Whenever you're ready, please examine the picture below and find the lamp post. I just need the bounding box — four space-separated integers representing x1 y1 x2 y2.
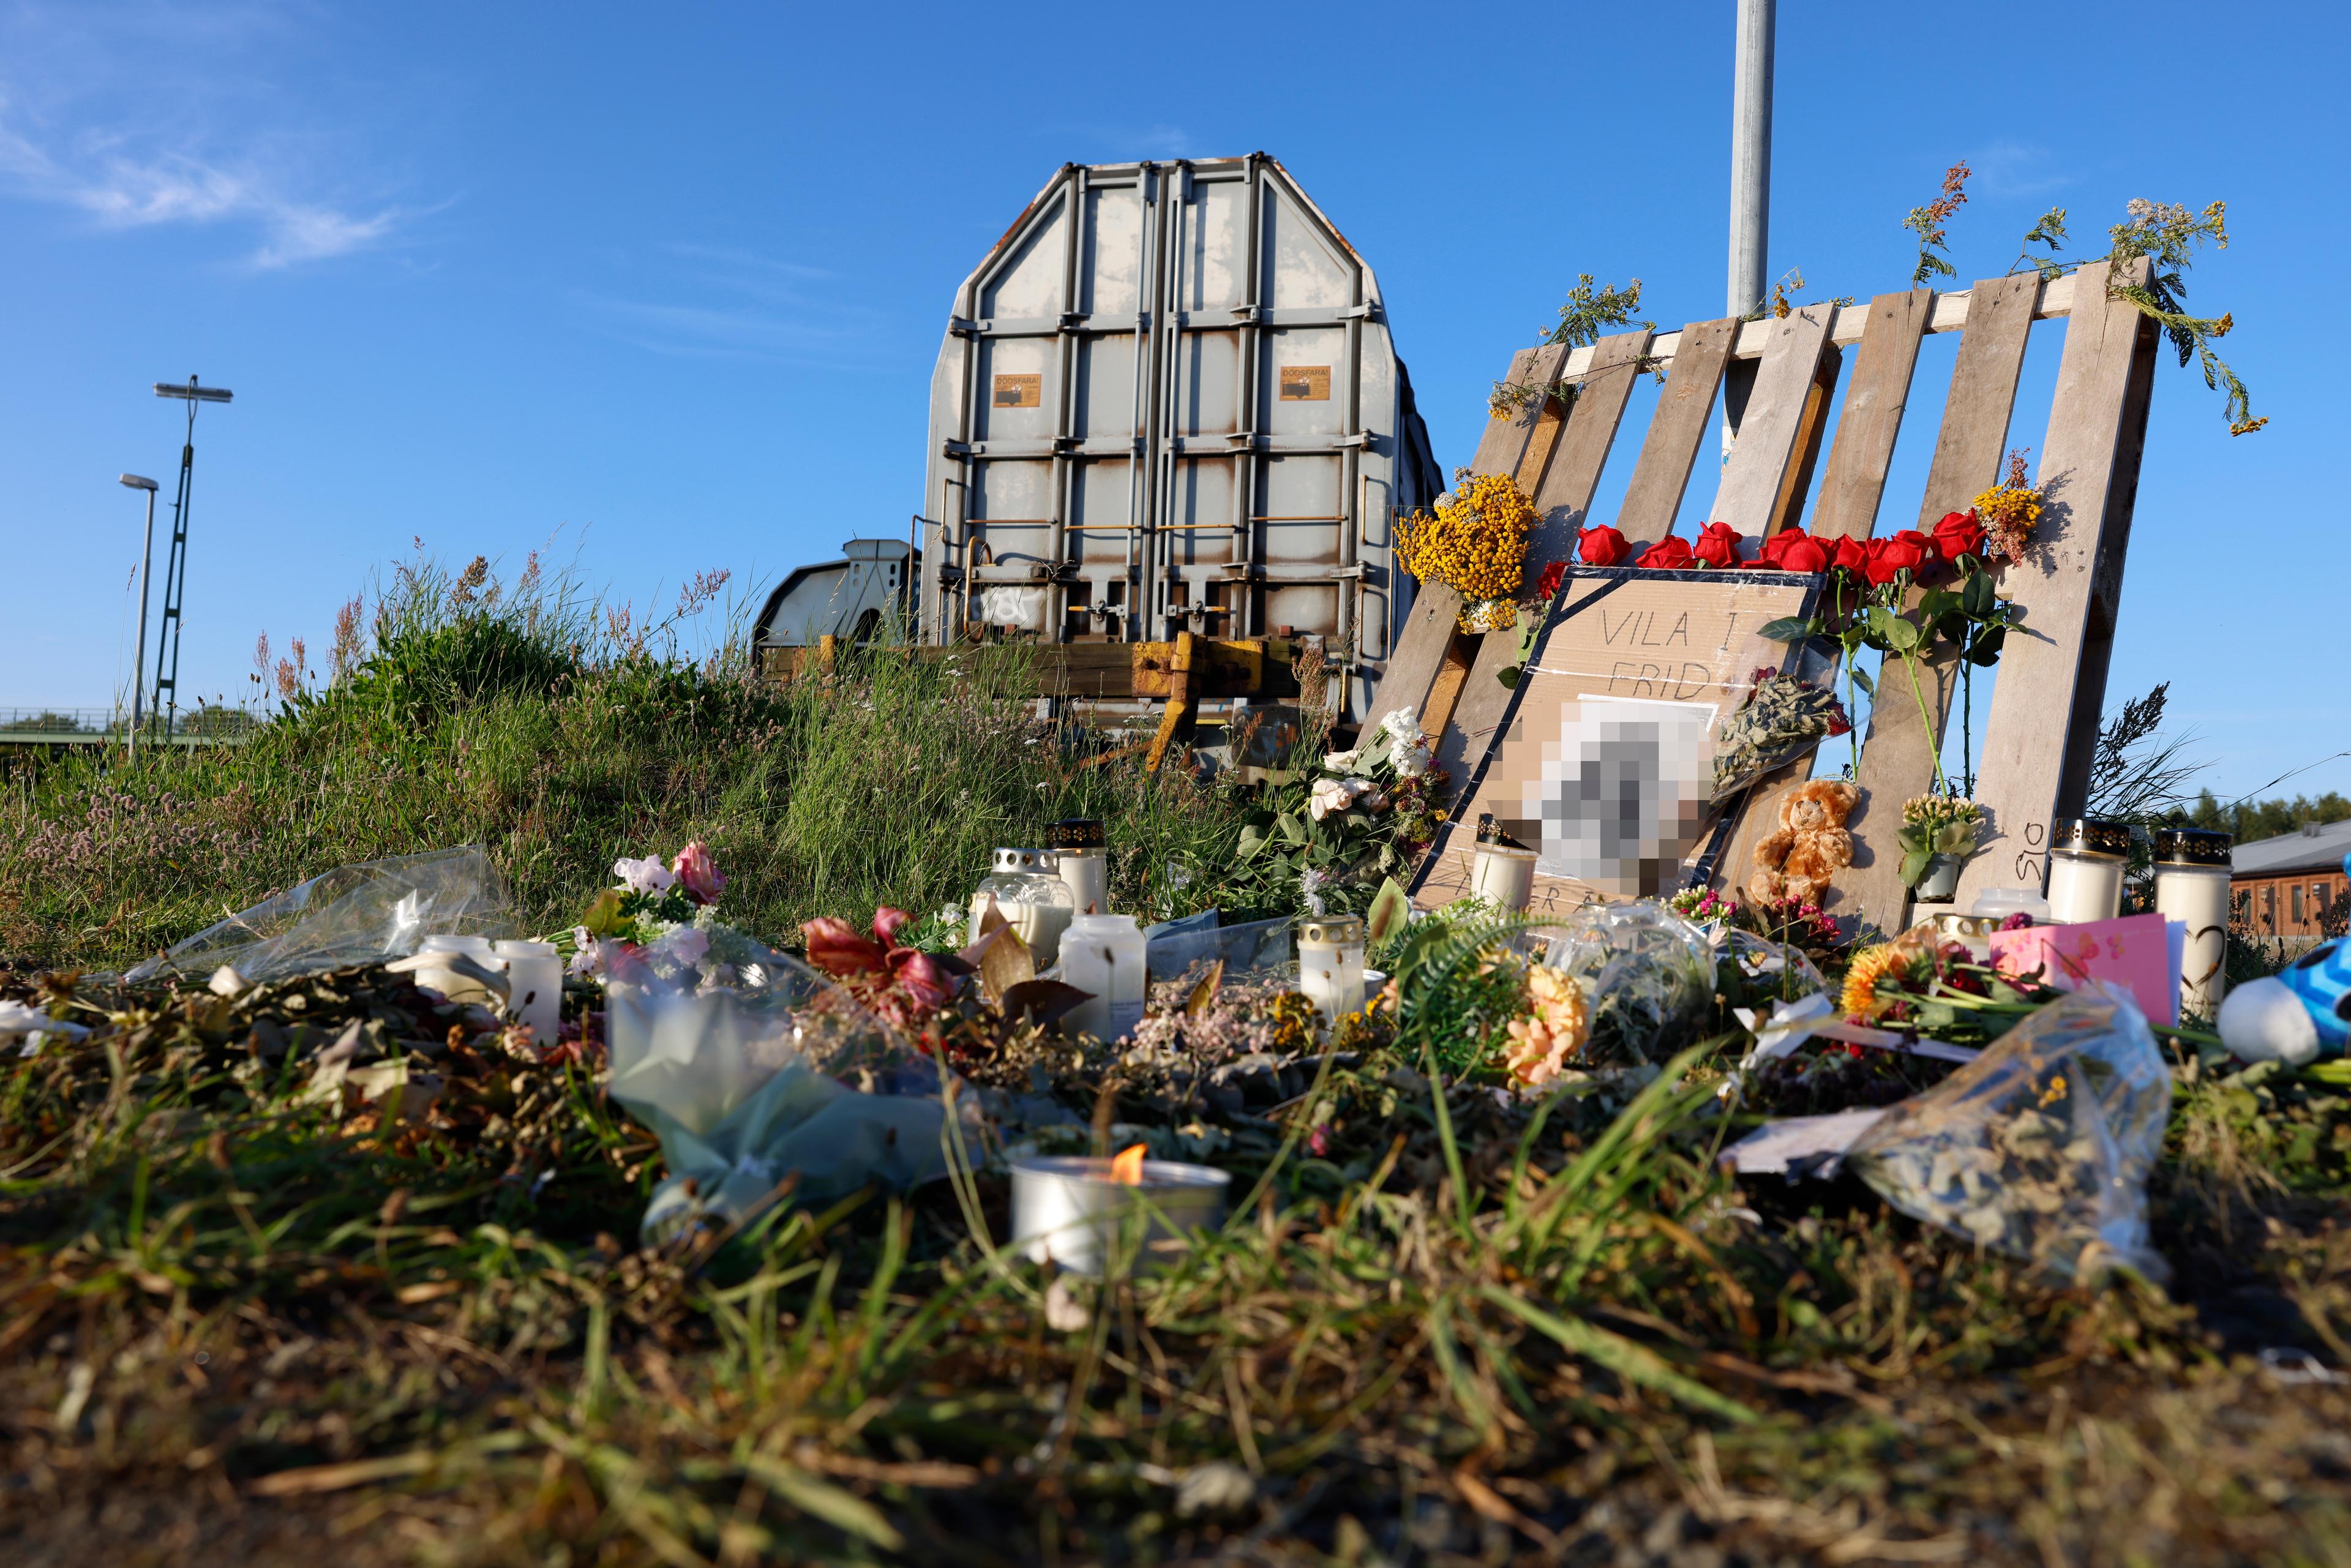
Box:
119 473 161 758
149 377 234 733
1723 0 1775 457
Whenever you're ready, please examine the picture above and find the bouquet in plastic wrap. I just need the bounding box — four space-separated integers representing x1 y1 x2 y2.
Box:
1537 901 1716 1063
604 942 955 1244
126 846 516 985
1845 985 2172 1286
1709 669 1851 806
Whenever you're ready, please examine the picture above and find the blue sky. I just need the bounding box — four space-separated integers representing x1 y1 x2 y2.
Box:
4 1 2345 805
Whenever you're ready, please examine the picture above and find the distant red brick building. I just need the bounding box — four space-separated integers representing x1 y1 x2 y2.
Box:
2233 820 2351 940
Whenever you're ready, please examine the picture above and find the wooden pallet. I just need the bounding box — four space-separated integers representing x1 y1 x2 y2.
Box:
762 633 1306 770
1378 261 2159 933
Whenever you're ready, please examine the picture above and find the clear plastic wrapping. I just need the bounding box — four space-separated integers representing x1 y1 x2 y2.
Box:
603 943 953 1243
1712 926 1826 1003
1537 901 1716 1062
1845 985 2172 1286
1144 913 1294 986
1709 672 1849 805
126 846 517 985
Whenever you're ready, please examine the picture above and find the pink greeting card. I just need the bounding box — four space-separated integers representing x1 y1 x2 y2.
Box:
1988 912 2178 1027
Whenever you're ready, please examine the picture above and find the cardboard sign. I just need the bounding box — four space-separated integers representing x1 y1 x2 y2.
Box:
1989 912 2179 1027
1411 567 1818 913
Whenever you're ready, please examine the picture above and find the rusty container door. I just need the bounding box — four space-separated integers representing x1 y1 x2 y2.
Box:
922 156 1438 720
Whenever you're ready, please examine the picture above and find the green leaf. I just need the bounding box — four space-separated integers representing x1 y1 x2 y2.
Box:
1918 588 1959 622
1276 812 1308 845
1961 569 1996 618
1758 616 1813 643
1848 663 1875 695
1935 822 1978 857
1881 616 1921 653
1965 626 2006 667
1497 664 1524 689
1900 847 1935 885
740 1455 907 1551
1367 877 1412 946
1477 1286 1757 1425
1895 825 1928 855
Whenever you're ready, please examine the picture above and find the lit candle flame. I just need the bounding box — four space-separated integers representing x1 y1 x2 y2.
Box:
1109 1144 1147 1185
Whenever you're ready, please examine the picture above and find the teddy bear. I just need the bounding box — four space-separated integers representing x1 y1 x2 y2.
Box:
1747 779 1861 906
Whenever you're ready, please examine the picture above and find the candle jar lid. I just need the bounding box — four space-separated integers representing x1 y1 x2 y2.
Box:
1475 814 1531 849
2153 827 2232 866
1297 914 1365 947
2049 817 2131 859
1046 817 1105 850
991 847 1059 874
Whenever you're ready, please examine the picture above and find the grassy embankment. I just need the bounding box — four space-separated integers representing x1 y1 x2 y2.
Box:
4 564 2351 1565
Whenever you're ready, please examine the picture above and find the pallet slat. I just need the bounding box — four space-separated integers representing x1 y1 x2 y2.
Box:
1464 346 1550 480
1807 290 1933 543
1510 342 1575 498
1835 273 2043 929
1956 257 2159 908
1707 306 1838 534
1613 317 1738 547
1433 343 1650 794
1527 328 1654 576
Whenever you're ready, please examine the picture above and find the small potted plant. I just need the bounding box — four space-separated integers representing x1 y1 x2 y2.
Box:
1899 795 1982 902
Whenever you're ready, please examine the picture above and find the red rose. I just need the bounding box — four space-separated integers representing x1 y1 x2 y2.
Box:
1577 525 1632 567
1865 530 1933 585
1692 520 1745 569
1763 530 1831 573
1636 534 1695 570
1532 558 1568 599
1932 509 1987 565
1829 535 1870 577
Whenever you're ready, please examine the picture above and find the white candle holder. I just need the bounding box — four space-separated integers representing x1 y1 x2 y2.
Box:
1010 1155 1230 1277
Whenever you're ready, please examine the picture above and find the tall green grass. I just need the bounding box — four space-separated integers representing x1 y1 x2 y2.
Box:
0 555 1248 967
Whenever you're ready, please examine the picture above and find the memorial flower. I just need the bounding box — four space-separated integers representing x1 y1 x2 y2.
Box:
1931 508 1987 565
1635 533 1695 570
1759 528 1831 574
1692 520 1746 569
1864 530 1934 585
672 840 725 906
1579 524 1632 566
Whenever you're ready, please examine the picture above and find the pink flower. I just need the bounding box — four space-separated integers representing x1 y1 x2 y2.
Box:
872 906 912 948
672 841 726 906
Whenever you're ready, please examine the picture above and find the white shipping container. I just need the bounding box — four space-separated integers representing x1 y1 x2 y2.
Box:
919 156 1441 720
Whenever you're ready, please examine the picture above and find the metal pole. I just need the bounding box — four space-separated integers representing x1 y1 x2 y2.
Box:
1728 0 1773 320
130 485 157 757
1723 0 1775 456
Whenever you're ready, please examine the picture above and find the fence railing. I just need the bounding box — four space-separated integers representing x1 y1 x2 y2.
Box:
0 706 260 741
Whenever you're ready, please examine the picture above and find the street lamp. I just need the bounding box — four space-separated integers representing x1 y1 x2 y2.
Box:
120 473 160 757
148 377 234 733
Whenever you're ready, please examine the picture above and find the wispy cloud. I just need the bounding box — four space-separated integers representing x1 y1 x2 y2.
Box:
1968 140 2073 200
576 244 890 366
0 96 405 267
